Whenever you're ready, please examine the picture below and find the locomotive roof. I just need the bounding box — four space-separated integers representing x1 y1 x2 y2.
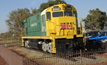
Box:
41 8 48 15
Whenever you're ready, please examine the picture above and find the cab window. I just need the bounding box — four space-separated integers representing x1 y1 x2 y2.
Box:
100 33 105 37
73 11 77 17
105 33 107 36
64 11 72 16
46 12 51 20
42 15 45 22
53 12 63 17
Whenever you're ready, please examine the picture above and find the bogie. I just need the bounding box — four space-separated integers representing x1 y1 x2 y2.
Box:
24 40 30 48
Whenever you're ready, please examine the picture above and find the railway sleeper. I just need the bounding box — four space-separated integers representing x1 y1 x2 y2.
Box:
82 55 96 59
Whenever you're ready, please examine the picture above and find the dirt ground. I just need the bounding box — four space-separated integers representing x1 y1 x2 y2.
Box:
0 55 8 65
1 41 107 65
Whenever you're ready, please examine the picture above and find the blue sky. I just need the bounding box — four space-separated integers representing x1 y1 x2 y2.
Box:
0 0 107 33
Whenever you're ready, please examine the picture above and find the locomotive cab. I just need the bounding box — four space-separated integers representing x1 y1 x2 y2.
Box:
46 4 81 37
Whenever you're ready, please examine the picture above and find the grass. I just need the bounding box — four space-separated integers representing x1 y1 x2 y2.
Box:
0 40 16 43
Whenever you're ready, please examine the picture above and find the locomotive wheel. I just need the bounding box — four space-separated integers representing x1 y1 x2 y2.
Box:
25 40 30 48
42 42 48 52
47 43 52 53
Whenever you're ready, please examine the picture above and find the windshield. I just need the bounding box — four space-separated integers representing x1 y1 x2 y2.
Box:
52 11 73 17
64 11 72 16
53 12 63 17
86 32 99 37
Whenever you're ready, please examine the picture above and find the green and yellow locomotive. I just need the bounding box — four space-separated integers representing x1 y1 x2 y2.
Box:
21 3 85 53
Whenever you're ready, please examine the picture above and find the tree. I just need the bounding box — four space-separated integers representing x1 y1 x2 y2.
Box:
6 8 31 40
84 8 107 30
38 0 66 12
31 8 38 15
0 31 12 40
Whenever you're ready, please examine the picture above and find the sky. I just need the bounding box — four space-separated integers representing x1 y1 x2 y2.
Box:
0 0 107 33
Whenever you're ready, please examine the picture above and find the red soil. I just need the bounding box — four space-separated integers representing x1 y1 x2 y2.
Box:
0 55 8 65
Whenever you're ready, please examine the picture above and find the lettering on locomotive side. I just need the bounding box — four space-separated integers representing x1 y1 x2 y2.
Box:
31 23 37 27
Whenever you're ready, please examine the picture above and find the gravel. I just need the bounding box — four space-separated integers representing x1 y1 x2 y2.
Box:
13 47 107 65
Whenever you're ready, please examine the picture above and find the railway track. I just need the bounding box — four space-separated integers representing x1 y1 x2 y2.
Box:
1 44 107 65
15 46 102 61
1 42 106 61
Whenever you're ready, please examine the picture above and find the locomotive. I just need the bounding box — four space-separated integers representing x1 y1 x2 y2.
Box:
21 3 85 53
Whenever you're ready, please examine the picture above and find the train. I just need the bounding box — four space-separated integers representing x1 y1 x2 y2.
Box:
21 3 85 53
85 31 107 50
